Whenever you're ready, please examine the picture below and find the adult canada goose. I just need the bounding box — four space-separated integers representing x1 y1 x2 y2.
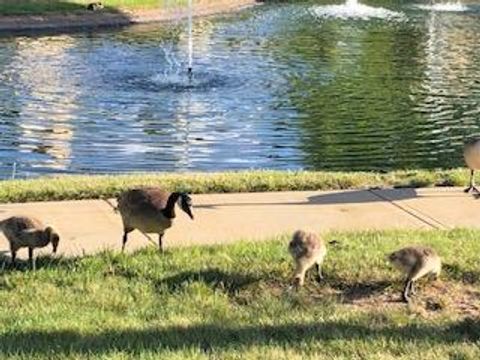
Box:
0 216 60 269
388 245 441 303
288 230 327 287
463 137 480 193
116 187 194 252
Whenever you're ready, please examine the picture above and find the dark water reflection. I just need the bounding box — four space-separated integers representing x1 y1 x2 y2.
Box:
0 1 479 177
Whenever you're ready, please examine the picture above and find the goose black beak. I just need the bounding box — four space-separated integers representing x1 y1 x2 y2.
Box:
185 207 194 220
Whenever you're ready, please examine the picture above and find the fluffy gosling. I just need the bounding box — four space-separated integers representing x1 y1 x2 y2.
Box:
463 137 480 193
87 2 104 11
388 245 441 303
0 216 60 269
288 230 327 287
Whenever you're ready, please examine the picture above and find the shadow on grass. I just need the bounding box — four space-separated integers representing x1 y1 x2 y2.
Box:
0 318 478 355
0 252 78 273
155 269 261 296
329 279 392 302
443 263 480 285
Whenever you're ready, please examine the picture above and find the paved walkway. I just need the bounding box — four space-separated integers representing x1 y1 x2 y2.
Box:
0 187 477 257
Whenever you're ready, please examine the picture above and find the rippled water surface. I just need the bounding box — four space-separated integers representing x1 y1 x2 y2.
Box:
1 0 480 177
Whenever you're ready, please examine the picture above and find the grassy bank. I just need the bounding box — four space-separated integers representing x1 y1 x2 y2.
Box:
0 168 469 203
0 229 479 359
0 0 188 15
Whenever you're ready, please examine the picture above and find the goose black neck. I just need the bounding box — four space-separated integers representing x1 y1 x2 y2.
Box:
163 192 181 219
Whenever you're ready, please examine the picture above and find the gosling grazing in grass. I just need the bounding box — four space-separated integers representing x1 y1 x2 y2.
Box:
288 230 327 287
116 187 194 253
87 2 104 11
463 137 480 193
0 216 60 269
388 245 441 303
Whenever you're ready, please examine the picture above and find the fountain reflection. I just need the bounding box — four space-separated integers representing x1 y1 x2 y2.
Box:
7 35 78 176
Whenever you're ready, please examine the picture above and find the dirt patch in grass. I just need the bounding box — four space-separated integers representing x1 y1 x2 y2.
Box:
336 280 480 319
238 276 480 319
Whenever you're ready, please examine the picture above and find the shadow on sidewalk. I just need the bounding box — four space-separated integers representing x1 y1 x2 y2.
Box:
195 188 472 210
195 188 421 209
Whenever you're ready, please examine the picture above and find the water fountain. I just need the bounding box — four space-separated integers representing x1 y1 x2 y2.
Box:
311 0 403 20
148 0 198 89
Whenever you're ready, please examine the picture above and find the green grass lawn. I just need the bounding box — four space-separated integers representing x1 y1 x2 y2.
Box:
0 229 479 359
0 168 470 203
0 0 189 15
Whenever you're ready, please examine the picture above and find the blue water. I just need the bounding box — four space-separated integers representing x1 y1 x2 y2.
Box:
0 0 479 177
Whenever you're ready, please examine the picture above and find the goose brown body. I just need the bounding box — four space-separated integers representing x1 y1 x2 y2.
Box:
288 230 327 286
116 187 194 252
388 245 441 302
0 215 60 268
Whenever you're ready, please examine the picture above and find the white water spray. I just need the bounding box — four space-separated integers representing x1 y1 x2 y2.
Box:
414 1 468 12
311 0 403 20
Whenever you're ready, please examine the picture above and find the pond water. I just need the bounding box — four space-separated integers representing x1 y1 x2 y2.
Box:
0 0 480 177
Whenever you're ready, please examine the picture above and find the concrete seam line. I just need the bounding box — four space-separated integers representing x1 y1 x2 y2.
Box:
367 189 446 230
371 190 450 230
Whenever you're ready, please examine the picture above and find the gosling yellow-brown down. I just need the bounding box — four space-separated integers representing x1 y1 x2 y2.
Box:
0 215 60 269
288 230 327 287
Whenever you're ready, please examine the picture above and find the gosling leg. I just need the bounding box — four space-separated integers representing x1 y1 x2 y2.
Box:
410 281 416 295
315 263 324 282
402 279 413 303
293 261 307 288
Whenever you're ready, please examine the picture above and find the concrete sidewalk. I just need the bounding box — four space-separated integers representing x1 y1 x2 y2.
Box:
0 187 477 257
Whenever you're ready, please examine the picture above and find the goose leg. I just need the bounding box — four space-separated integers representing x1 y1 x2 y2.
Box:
122 228 133 252
158 233 164 253
315 263 323 282
464 170 479 193
28 247 36 271
10 248 16 267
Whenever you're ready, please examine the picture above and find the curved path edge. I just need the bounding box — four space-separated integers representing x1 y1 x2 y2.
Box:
0 0 260 33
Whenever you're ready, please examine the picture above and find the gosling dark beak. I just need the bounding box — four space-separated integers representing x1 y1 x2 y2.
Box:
52 246 58 254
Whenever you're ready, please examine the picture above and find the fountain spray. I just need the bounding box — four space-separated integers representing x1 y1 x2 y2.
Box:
187 0 193 76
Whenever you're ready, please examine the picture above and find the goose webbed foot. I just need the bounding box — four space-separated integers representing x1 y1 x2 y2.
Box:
464 185 480 194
